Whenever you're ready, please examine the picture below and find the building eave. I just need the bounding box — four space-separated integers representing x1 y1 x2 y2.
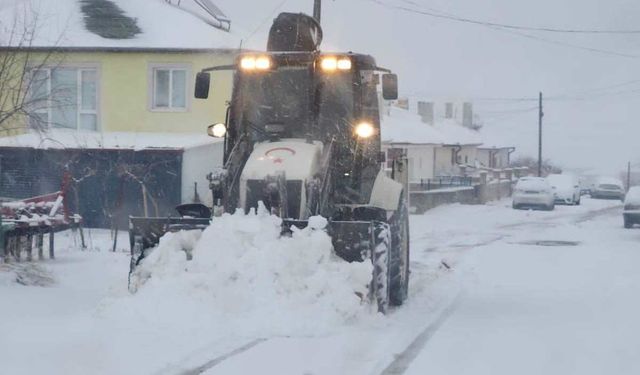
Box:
382 141 442 146
443 143 483 147
0 46 240 54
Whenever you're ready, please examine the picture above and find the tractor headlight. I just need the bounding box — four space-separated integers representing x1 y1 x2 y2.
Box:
320 56 352 72
355 122 375 138
240 56 272 71
208 123 227 138
255 56 272 70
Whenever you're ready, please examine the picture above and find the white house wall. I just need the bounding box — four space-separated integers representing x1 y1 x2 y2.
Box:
477 149 511 169
181 142 224 206
434 147 454 176
496 150 510 168
406 146 436 182
459 146 478 166
477 149 491 167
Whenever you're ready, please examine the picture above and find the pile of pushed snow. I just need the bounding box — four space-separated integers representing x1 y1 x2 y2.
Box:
101 205 373 337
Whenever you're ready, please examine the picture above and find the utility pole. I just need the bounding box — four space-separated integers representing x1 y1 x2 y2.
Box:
313 0 322 23
627 161 631 191
538 92 543 177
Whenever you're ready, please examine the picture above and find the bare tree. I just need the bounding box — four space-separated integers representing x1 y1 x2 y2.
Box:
0 6 66 135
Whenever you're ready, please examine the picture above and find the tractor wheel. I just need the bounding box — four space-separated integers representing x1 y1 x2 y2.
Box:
371 221 391 313
389 193 410 306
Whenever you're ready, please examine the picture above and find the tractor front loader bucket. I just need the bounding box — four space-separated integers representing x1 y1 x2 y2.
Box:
128 216 391 311
128 216 210 277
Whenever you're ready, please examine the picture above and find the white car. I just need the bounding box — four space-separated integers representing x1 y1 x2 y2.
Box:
512 177 555 210
591 177 625 201
547 174 581 205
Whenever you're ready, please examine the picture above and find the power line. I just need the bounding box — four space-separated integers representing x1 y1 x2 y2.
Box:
367 0 640 59
243 0 290 42
493 27 639 59
369 0 640 34
410 78 640 103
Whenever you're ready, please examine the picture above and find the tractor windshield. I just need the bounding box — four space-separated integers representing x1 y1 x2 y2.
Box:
236 67 312 140
234 67 355 143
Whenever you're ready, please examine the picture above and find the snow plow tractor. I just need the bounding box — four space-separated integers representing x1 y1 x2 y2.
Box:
128 12 410 312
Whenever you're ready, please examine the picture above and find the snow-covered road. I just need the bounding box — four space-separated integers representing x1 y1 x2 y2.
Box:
2 198 638 375
404 199 640 375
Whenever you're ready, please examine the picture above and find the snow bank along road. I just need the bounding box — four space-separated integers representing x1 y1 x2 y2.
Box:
1 198 637 375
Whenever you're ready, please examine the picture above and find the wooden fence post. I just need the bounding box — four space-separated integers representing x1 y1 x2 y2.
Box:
37 230 44 260
49 228 55 259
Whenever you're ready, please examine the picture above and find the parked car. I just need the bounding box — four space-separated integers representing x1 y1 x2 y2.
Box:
547 174 581 205
591 177 625 201
623 186 640 228
512 177 555 210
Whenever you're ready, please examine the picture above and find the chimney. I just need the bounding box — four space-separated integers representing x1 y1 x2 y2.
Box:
417 101 434 125
462 102 473 128
445 102 454 119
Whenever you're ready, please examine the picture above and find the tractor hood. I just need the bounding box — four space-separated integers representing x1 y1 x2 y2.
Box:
241 139 323 181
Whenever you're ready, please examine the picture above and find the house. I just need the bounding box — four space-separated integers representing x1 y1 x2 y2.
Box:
381 106 444 181
381 101 483 182
0 0 240 136
477 146 516 169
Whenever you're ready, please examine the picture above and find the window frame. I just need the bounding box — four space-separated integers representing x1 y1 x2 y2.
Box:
28 63 101 131
148 63 191 112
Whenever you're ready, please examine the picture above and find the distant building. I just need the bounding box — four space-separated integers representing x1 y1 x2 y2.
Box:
381 98 515 183
381 104 483 182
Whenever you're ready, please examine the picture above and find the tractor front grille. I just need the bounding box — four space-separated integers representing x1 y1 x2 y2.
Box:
246 179 303 219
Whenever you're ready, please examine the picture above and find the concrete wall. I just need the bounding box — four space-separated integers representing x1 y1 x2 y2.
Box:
410 180 513 214
410 187 476 214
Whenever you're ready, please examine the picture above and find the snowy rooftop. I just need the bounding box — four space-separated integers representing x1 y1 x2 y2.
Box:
0 130 221 150
381 106 482 146
381 106 444 145
0 0 241 50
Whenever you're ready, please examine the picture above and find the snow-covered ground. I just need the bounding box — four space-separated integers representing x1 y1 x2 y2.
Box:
1 198 636 375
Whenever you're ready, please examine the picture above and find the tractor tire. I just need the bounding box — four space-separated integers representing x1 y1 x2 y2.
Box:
389 193 410 306
371 221 391 313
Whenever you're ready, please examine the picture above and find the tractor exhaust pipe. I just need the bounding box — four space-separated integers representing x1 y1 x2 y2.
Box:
313 0 321 24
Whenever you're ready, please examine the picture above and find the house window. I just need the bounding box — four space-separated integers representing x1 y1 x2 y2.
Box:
151 67 188 110
29 67 99 131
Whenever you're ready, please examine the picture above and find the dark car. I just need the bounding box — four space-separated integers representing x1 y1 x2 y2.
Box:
623 186 640 228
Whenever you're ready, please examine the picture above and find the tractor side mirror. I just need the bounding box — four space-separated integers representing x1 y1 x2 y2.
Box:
382 73 398 100
195 72 211 99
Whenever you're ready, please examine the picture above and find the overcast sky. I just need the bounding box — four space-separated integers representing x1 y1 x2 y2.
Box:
215 0 640 175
